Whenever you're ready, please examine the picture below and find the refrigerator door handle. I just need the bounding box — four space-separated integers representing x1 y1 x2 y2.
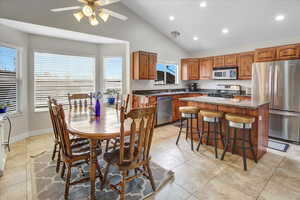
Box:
268 65 273 107
269 110 300 117
273 65 279 106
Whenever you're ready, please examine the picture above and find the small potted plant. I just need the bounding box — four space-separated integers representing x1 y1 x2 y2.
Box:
104 88 120 105
0 103 8 113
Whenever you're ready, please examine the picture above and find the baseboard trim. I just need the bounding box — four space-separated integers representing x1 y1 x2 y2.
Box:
10 128 52 143
29 128 52 137
10 132 28 144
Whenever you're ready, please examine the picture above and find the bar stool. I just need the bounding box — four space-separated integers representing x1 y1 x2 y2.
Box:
221 113 257 171
196 110 224 158
176 106 201 151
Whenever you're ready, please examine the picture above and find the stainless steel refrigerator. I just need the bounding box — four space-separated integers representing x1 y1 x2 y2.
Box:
252 60 300 143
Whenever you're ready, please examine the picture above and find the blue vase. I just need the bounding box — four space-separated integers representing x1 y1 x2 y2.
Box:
95 99 101 117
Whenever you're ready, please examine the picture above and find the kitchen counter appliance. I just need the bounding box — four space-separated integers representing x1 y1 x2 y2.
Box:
208 84 241 99
213 67 238 80
157 96 173 125
252 59 300 143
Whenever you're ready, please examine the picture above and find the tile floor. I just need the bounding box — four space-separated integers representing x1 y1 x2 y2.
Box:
1 124 300 200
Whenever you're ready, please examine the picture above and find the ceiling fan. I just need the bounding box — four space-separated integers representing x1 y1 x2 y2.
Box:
50 0 128 26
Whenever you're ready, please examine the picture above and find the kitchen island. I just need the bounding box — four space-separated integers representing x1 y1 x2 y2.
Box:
179 96 270 160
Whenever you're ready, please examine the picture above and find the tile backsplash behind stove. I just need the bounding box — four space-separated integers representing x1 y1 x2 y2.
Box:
191 80 252 91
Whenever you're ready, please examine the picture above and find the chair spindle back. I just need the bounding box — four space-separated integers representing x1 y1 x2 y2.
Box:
68 93 93 110
119 106 156 165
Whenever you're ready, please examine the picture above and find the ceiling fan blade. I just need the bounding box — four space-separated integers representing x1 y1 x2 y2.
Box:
50 6 81 12
95 0 120 6
77 0 88 3
101 8 128 21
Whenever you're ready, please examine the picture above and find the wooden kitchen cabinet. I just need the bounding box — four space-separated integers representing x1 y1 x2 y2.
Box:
238 52 254 80
234 95 252 101
213 56 225 67
276 44 300 60
224 54 239 66
254 47 277 62
148 53 157 79
199 57 213 80
132 51 157 80
181 58 199 80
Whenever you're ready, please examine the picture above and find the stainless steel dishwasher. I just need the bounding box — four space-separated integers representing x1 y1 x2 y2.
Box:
157 96 173 125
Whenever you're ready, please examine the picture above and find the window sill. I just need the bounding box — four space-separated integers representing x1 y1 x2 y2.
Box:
5 112 24 119
34 108 48 113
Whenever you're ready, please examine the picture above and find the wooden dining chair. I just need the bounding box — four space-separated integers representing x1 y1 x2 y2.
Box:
116 94 130 112
48 97 90 173
52 103 104 199
68 93 93 110
101 106 157 200
48 97 62 173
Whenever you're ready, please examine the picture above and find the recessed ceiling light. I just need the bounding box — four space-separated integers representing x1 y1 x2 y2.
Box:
275 14 285 21
193 36 199 41
200 1 207 8
222 28 229 34
169 16 175 21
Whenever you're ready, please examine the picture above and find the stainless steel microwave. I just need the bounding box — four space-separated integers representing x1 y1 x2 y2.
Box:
212 67 238 80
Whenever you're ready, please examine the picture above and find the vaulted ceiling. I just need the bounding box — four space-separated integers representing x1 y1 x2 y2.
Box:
122 0 300 53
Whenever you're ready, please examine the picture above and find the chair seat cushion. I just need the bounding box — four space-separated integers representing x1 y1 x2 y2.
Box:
225 114 255 124
179 106 200 114
199 110 223 118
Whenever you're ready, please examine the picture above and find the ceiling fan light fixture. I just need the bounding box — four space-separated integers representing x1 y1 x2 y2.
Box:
73 11 84 22
99 11 110 22
82 5 94 17
89 15 99 26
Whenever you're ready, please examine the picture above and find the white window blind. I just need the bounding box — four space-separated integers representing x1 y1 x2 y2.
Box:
34 52 95 111
0 46 18 112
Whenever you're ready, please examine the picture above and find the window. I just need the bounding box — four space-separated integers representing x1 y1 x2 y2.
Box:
34 52 95 111
0 45 18 112
103 57 122 92
155 63 178 85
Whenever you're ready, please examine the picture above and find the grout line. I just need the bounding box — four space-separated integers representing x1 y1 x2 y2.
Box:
255 156 286 200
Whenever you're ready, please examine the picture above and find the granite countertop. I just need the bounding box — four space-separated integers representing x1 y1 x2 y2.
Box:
133 91 210 97
179 96 269 109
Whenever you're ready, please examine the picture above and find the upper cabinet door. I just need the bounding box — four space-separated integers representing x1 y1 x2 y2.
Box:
199 57 213 80
239 52 254 80
276 44 300 60
213 56 225 67
189 59 199 80
181 59 199 80
255 47 277 62
224 54 239 66
181 59 189 80
148 53 157 80
139 52 149 79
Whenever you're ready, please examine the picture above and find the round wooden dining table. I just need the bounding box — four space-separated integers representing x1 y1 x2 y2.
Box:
66 106 132 200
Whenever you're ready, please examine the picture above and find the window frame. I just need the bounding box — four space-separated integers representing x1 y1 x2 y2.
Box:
154 60 179 85
33 49 97 112
0 42 22 114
